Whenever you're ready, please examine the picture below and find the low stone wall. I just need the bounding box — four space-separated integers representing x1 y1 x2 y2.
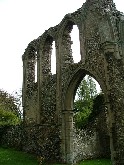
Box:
73 127 110 163
1 124 61 163
73 128 100 163
0 125 23 150
73 109 111 163
1 110 110 164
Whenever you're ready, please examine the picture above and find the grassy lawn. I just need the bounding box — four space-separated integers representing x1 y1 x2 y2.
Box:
54 159 112 165
77 159 112 165
0 147 38 165
0 147 111 165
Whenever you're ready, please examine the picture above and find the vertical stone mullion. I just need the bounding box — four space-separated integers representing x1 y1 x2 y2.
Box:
62 110 74 164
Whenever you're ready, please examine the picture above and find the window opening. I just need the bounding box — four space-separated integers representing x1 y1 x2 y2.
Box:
71 25 81 63
51 41 56 74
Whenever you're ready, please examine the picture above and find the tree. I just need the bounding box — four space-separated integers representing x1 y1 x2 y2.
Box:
0 89 21 126
74 75 98 129
88 92 105 121
0 108 20 126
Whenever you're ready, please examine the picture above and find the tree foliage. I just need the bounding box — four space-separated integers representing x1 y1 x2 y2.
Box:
0 108 20 126
0 89 21 126
89 93 105 121
74 75 98 129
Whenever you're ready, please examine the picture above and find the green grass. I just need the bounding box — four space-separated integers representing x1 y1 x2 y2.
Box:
54 159 111 165
0 147 111 165
0 147 38 165
77 159 112 165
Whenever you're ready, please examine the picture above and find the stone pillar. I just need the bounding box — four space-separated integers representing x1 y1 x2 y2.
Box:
105 102 115 163
22 53 28 120
61 110 74 164
119 16 124 63
111 109 124 165
79 23 86 63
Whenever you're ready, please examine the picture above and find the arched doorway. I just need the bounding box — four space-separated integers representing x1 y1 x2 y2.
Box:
61 69 112 164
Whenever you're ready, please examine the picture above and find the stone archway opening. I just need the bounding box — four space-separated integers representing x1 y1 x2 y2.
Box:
42 35 56 75
73 75 111 162
74 75 101 129
63 71 111 164
61 21 81 65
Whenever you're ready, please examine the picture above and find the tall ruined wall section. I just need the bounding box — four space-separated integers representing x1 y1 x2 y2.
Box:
22 28 60 162
58 1 124 164
22 42 39 124
22 34 57 125
22 0 124 164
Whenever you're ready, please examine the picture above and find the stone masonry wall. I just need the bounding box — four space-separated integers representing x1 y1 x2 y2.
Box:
21 0 124 164
1 109 110 164
1 124 61 163
73 109 110 163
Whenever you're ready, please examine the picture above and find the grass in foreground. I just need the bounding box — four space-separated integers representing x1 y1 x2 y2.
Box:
0 147 111 165
54 159 111 165
77 159 112 165
0 147 38 165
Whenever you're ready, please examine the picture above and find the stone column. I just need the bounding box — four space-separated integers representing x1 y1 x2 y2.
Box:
79 23 86 63
105 102 115 163
22 53 28 120
119 16 124 63
112 108 124 165
62 110 74 164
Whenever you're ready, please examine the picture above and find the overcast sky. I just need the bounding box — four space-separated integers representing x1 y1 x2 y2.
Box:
0 0 123 94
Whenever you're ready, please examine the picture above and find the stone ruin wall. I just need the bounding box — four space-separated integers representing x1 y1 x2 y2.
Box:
1 108 110 163
20 0 124 164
